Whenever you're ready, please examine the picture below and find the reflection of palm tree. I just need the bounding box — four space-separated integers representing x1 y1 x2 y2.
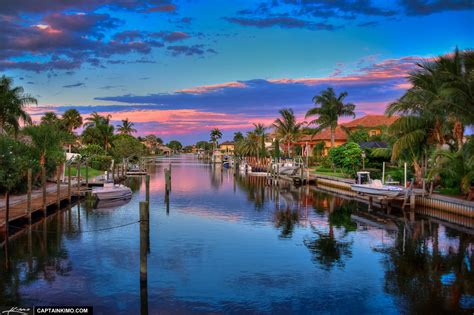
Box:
304 224 352 270
274 207 300 238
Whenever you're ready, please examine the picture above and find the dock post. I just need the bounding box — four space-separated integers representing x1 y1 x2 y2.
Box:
382 162 385 184
56 165 61 209
145 175 150 204
68 165 72 203
410 192 416 211
85 159 89 188
4 192 10 242
41 165 46 215
27 169 32 224
165 168 171 192
139 201 149 315
77 162 81 199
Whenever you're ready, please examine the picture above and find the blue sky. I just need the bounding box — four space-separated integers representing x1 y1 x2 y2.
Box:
1 0 473 144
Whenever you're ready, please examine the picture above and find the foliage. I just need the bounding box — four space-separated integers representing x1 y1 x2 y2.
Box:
40 112 60 126
306 87 355 147
0 75 36 135
345 127 369 144
233 131 244 142
62 109 83 133
196 140 212 151
312 142 326 161
79 144 110 170
82 112 114 151
110 134 145 161
273 108 303 156
116 118 137 135
328 142 362 175
210 128 222 149
167 140 183 151
0 136 31 193
235 132 259 157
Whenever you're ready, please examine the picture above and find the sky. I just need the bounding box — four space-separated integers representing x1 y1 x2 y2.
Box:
1 0 473 144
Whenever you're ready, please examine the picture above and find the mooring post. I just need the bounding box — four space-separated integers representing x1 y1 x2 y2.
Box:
56 165 61 209
145 174 150 204
77 162 81 199
4 192 10 243
410 191 416 211
41 165 46 214
112 163 115 184
85 159 89 188
165 168 171 192
68 165 72 203
165 190 170 214
139 201 149 315
27 168 32 224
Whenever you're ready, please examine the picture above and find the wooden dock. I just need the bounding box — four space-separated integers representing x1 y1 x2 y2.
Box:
0 182 85 228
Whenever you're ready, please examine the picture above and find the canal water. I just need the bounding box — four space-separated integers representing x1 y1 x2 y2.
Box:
1 155 473 314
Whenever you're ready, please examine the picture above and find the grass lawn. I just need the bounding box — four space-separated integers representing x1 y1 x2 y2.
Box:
69 166 103 179
311 166 351 179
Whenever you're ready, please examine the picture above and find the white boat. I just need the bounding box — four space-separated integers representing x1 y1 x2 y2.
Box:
92 183 132 200
239 163 252 173
351 180 405 197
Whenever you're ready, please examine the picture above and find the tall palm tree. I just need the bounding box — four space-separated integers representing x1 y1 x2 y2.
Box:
62 108 83 133
306 87 355 147
116 118 137 135
272 108 303 157
235 131 260 157
253 123 267 161
82 112 114 151
0 75 36 135
210 128 222 150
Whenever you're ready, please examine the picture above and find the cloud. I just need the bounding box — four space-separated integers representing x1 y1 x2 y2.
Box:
151 31 191 42
400 0 474 15
224 16 339 31
357 21 379 27
146 4 177 12
63 82 85 88
167 44 216 56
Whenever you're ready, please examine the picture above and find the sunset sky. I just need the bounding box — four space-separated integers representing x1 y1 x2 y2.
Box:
1 0 473 143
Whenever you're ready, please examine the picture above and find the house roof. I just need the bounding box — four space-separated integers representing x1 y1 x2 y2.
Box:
359 141 388 149
219 141 234 146
298 126 348 142
342 115 399 129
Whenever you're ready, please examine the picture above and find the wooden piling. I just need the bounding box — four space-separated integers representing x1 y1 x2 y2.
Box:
27 169 32 224
4 192 10 241
85 159 89 188
41 165 46 214
139 201 149 315
77 162 81 198
56 165 61 209
165 168 171 192
145 175 150 204
68 165 72 203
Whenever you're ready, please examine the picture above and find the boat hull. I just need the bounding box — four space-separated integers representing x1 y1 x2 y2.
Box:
93 185 132 200
351 184 404 197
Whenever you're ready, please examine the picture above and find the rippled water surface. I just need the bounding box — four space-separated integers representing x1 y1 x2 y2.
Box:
1 155 473 314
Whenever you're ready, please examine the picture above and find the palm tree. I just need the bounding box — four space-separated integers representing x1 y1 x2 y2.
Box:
40 112 60 125
253 123 267 161
235 131 260 157
210 128 222 150
0 75 36 135
272 108 303 157
82 112 114 151
306 87 355 147
116 118 137 135
62 108 83 133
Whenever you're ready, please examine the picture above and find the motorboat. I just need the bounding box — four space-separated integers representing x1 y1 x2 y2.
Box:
351 180 405 197
92 183 132 200
95 197 132 209
239 162 252 173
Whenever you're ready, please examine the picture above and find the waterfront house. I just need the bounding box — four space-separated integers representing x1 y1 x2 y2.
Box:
294 115 399 156
219 141 235 154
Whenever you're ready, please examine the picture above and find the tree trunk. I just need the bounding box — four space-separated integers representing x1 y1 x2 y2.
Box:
330 126 335 147
453 120 464 151
413 159 423 185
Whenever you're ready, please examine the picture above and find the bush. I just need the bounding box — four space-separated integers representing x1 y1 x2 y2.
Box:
90 155 112 171
328 142 362 176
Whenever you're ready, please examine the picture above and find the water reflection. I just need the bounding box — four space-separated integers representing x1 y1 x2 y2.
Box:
0 156 472 313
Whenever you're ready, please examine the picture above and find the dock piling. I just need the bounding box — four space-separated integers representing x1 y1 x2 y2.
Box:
68 165 72 203
139 201 149 315
27 169 32 224
41 165 46 214
145 175 150 204
56 166 61 209
77 162 81 198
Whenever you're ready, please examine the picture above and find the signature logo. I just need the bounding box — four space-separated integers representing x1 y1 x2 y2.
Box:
1 307 31 315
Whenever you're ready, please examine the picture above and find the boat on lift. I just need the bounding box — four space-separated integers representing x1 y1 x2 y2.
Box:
92 183 132 200
350 171 405 197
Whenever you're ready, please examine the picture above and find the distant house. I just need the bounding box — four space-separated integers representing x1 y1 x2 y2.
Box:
294 115 399 156
219 141 235 154
157 144 172 156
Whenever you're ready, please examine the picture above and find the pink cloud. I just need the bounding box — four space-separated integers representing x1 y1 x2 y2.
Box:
177 81 247 94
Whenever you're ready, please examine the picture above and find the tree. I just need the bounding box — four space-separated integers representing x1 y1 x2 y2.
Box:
0 136 30 240
272 108 303 157
110 134 145 161
62 109 83 133
167 140 183 152
196 140 212 151
233 132 244 142
116 118 137 135
40 112 60 126
0 75 36 135
82 112 114 151
253 123 267 160
328 142 362 175
210 128 222 150
306 87 355 147
235 131 260 157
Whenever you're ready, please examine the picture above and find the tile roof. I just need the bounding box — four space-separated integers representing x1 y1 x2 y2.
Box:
342 115 399 128
298 126 348 142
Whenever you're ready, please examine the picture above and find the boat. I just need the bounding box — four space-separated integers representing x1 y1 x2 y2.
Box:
92 183 132 200
95 197 132 209
351 180 405 197
239 162 252 173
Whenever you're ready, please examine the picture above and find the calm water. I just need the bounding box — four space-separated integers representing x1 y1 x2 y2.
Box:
1 155 473 314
